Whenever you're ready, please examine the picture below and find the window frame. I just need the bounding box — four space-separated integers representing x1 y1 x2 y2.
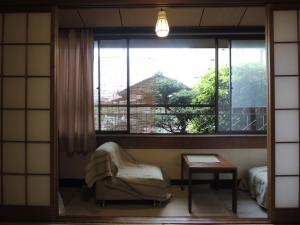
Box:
93 35 267 138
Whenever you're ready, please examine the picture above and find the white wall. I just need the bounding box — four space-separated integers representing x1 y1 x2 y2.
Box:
60 148 267 180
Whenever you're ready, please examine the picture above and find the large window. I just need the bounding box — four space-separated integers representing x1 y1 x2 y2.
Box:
93 39 266 134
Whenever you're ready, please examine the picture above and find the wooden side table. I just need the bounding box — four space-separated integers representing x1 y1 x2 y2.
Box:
181 153 238 213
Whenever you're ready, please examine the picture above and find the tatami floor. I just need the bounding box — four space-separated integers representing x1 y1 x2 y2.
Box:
59 185 267 218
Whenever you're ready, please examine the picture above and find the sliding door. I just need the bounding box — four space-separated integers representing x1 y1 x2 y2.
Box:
0 8 57 220
268 5 300 223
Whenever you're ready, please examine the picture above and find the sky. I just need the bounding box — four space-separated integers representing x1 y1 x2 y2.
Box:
93 44 266 102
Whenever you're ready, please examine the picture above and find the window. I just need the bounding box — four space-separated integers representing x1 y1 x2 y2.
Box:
93 38 266 134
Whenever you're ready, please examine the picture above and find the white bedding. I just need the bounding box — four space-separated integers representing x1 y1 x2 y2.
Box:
247 166 268 208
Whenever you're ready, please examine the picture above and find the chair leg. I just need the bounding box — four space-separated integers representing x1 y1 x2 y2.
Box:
153 200 156 207
158 201 162 207
153 200 162 207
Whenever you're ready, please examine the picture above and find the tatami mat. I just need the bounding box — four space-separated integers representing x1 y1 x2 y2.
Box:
60 185 267 218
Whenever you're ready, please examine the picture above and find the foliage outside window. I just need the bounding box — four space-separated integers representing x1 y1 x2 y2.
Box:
93 39 267 134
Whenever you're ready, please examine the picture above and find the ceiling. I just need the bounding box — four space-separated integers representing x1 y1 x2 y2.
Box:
59 7 265 28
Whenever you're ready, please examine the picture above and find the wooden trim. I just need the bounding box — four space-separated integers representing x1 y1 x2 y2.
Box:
266 4 274 220
237 8 247 26
57 215 269 224
271 208 300 223
273 41 299 44
274 74 299 77
273 108 300 110
173 178 237 188
25 12 29 206
0 0 269 8
275 174 299 177
51 6 59 220
96 134 267 149
297 9 300 215
126 39 130 133
92 26 265 38
2 140 51 143
0 0 298 9
59 178 238 188
0 0 296 8
0 7 52 13
76 9 86 28
1 42 51 45
0 13 4 205
214 39 219 132
1 108 51 110
198 7 205 26
1 75 51 78
97 40 101 130
0 205 54 221
2 172 51 176
270 3 300 10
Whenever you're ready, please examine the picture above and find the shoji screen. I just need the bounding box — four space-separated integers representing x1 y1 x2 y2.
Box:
0 11 55 220
269 8 300 223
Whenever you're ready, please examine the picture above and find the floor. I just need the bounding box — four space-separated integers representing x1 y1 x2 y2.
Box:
59 185 267 218
0 223 272 225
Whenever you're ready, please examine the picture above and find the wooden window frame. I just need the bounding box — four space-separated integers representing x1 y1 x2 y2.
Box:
94 36 267 141
96 133 267 149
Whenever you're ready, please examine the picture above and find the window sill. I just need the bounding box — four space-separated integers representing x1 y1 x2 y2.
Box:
96 134 267 149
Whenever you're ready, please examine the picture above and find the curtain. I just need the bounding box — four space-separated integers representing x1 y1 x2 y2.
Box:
58 29 96 155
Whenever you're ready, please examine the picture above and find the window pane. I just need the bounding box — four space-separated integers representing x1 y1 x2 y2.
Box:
129 39 215 134
100 106 127 131
93 41 99 131
97 40 127 131
130 106 214 134
218 39 230 132
94 38 267 134
231 40 267 132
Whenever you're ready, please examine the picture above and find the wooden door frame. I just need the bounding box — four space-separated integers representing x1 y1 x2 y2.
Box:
266 3 300 223
54 1 271 224
2 0 300 223
0 5 58 221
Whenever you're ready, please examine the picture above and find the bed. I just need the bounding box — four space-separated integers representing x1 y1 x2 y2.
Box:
85 142 172 204
243 166 268 208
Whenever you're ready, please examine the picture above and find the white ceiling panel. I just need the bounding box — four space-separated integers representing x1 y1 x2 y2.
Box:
121 8 157 27
240 7 265 26
167 8 203 26
79 8 121 27
59 9 83 28
201 7 245 26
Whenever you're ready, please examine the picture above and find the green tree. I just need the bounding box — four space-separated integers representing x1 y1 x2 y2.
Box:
154 63 266 134
190 63 266 133
154 72 196 133
189 66 229 133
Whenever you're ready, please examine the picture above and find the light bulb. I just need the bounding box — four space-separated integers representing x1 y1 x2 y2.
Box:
155 9 169 38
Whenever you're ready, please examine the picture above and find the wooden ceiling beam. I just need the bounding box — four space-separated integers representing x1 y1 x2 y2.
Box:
1 0 300 8
0 0 271 8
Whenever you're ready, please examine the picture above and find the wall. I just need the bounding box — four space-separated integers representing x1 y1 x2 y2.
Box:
60 148 267 180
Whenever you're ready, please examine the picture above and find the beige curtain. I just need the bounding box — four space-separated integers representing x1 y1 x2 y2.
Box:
58 29 96 155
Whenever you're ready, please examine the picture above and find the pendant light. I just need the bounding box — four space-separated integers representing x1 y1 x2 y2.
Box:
155 9 169 38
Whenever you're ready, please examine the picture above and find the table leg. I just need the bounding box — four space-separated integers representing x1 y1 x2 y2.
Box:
188 169 192 213
232 170 237 213
181 155 184 190
212 172 219 190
